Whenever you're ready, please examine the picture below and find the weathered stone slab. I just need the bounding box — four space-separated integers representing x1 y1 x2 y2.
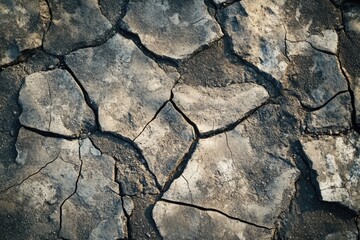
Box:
305 92 352 134
0 128 78 192
18 69 95 137
286 41 348 108
59 138 127 239
43 0 112 55
123 0 223 59
163 105 300 228
219 1 288 81
135 102 195 187
301 133 360 212
172 83 269 134
0 128 80 239
153 201 273 240
66 34 174 139
0 0 50 65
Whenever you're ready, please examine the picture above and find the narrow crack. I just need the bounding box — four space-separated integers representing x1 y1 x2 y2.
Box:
160 137 199 195
121 196 132 240
41 0 53 46
199 98 271 139
132 100 169 142
296 90 349 112
159 199 272 230
170 99 200 136
21 125 77 140
0 151 60 194
356 215 360 240
286 38 337 56
337 53 360 133
58 140 83 239
60 61 100 132
116 25 179 67
46 77 53 131
0 47 41 71
101 131 162 191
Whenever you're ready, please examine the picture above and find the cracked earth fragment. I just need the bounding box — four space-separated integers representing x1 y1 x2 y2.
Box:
0 0 50 65
301 133 360 213
219 0 343 108
122 0 223 59
18 69 95 137
66 34 174 140
305 92 352 134
0 128 80 239
172 83 269 134
162 105 300 228
153 201 273 240
43 0 112 55
59 138 127 239
89 133 159 196
286 41 348 108
135 102 195 187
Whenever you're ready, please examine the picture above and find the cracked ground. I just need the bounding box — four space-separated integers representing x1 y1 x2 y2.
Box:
0 0 360 239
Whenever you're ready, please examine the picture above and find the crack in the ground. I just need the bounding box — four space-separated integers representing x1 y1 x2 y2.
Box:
121 197 132 240
338 52 360 134
0 47 42 71
160 137 199 195
286 38 337 56
60 61 100 132
41 0 52 46
298 90 349 112
199 98 271 139
0 151 60 194
58 140 83 239
21 125 77 140
159 199 273 230
132 100 169 142
100 131 162 191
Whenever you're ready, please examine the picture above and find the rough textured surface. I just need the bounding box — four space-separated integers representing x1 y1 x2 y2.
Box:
43 0 112 55
59 139 127 239
66 34 174 139
1 0 360 239
172 83 269 134
301 134 360 213
163 105 300 228
219 0 345 108
339 2 360 126
135 102 195 187
0 128 80 239
89 132 159 196
153 201 274 240
18 69 95 137
305 92 352 134
123 0 223 59
286 40 348 108
219 1 288 81
0 0 50 65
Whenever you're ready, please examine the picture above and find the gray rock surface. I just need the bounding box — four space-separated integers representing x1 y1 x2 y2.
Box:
98 0 126 26
18 69 95 137
123 0 223 59
66 34 174 139
172 83 269 134
340 3 360 126
0 128 80 239
286 41 348 108
0 0 50 65
43 0 112 55
301 134 360 213
219 0 345 108
135 102 195 187
0 128 78 192
219 1 288 81
305 92 352 134
59 138 127 239
163 105 300 228
153 201 274 240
